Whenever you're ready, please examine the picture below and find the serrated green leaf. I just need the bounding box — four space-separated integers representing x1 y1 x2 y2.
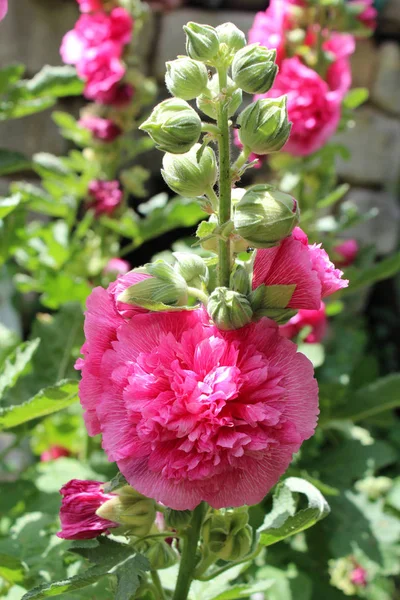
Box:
0 379 79 430
0 338 39 399
10 182 71 218
0 64 25 94
0 96 56 121
0 554 27 584
26 66 84 98
335 374 400 422
258 477 330 547
0 149 30 175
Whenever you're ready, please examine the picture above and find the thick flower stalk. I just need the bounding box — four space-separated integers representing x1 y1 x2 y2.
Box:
65 20 348 600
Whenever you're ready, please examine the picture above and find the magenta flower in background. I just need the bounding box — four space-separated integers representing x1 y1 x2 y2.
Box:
40 446 71 462
280 303 327 344
57 479 118 540
253 227 348 310
0 0 7 21
350 566 368 587
103 258 131 275
334 239 359 267
76 272 319 509
87 180 123 216
350 0 378 30
79 116 122 142
324 33 355 99
77 0 103 13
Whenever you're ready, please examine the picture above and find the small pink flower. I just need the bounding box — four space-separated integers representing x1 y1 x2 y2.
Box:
57 479 118 540
87 180 123 216
280 303 327 344
324 33 355 99
350 566 368 587
79 116 122 142
40 446 71 462
104 258 130 276
350 0 377 30
334 239 359 267
76 291 319 509
0 0 8 21
94 82 134 107
253 227 348 310
77 0 103 13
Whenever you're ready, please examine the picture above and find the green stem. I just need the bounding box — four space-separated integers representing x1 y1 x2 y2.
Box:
230 146 251 177
216 67 232 288
187 287 209 305
172 502 206 600
201 122 221 136
151 570 167 600
197 545 263 582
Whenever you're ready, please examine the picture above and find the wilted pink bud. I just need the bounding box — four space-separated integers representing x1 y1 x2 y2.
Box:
104 258 130 275
334 239 359 267
40 446 71 462
87 180 123 216
57 479 119 540
79 116 122 142
280 303 327 343
350 566 368 587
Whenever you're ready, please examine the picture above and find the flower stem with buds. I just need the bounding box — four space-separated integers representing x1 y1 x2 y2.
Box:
216 67 232 288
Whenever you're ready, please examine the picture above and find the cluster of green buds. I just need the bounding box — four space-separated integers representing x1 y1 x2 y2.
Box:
132 21 299 332
202 507 253 562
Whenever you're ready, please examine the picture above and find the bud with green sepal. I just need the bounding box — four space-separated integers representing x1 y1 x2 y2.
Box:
202 507 253 562
230 264 251 296
232 44 278 94
173 252 209 291
197 74 242 120
237 96 291 155
215 22 246 65
118 260 189 310
162 143 218 198
208 287 252 330
165 508 192 531
136 537 178 570
250 283 297 324
96 486 156 537
183 22 220 63
165 57 209 101
139 98 201 154
234 184 300 248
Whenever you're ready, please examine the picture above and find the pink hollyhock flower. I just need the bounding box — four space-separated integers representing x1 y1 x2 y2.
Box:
57 479 118 540
324 33 356 99
79 44 126 103
350 566 368 587
0 0 7 21
350 0 377 30
260 57 342 156
334 239 359 267
92 82 134 107
104 258 130 275
76 297 318 509
40 446 71 462
79 116 122 142
253 227 348 310
87 180 123 216
77 0 103 13
280 303 327 344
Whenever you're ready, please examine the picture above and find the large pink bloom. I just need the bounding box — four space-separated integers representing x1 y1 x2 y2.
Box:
260 57 342 156
280 303 327 344
57 479 118 540
253 227 348 310
77 282 318 509
0 0 7 21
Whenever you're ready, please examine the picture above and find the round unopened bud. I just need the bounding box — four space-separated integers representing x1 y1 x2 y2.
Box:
165 57 208 101
208 287 252 330
139 98 201 154
183 22 220 63
234 184 299 248
216 22 246 55
203 508 252 562
162 143 218 198
164 508 192 530
137 539 178 570
232 44 278 94
237 96 291 155
197 74 242 120
96 486 156 537
173 252 209 287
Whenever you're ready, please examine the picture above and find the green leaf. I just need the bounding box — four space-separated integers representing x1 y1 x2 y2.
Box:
104 472 128 493
0 194 22 218
335 374 400 421
258 477 330 547
0 64 25 94
0 338 39 399
26 65 84 98
211 580 275 600
139 195 205 243
0 149 30 175
0 379 79 430
0 554 27 584
33 153 71 178
10 182 71 218
343 87 369 109
297 343 325 368
317 183 350 209
0 96 56 121
52 111 91 146
346 251 400 293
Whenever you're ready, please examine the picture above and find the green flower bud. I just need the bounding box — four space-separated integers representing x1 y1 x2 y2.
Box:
164 508 192 530
137 539 178 570
208 287 253 330
203 508 253 562
232 43 278 94
216 22 246 55
234 184 299 248
96 486 156 537
165 57 209 101
197 74 242 120
139 98 201 154
162 143 218 198
230 265 251 296
118 261 188 309
173 252 209 288
237 96 291 155
183 22 220 63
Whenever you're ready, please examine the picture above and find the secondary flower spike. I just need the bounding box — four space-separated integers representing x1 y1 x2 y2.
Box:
76 274 319 510
253 227 348 310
